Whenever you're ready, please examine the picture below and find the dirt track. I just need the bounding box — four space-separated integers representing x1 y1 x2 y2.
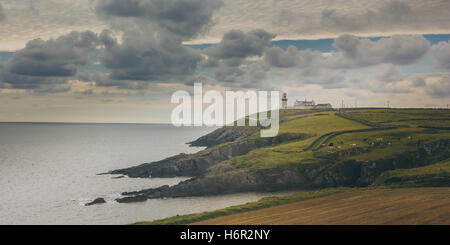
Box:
192 188 450 225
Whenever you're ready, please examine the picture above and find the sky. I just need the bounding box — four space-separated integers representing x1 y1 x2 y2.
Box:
0 0 449 123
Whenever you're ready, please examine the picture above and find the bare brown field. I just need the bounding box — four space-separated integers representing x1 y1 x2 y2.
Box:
192 188 450 225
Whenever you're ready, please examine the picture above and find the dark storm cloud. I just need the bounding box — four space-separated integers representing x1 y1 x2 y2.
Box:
0 3 6 21
93 0 224 84
98 30 202 82
0 31 100 90
5 31 98 77
430 41 450 70
96 0 223 38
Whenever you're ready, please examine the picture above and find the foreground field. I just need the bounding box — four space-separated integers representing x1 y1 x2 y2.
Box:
193 188 450 225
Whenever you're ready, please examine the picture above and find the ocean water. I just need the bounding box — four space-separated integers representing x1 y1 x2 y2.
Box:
0 123 287 225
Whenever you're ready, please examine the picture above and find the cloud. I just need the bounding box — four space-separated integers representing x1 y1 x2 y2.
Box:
430 41 450 70
426 76 450 98
94 0 224 84
99 31 202 82
320 1 414 33
252 34 429 91
410 74 427 87
205 29 275 67
0 3 6 21
211 62 272 89
264 46 322 68
201 29 275 87
206 33 431 91
373 64 404 82
0 31 100 90
96 0 223 38
331 34 430 68
2 0 450 51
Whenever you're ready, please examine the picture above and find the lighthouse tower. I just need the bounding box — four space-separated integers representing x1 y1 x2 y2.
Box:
282 93 288 109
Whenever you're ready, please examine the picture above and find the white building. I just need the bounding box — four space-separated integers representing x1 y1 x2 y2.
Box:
294 99 316 109
287 97 332 110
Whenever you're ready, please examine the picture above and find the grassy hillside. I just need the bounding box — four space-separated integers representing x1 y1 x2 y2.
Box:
124 108 450 224
229 109 450 169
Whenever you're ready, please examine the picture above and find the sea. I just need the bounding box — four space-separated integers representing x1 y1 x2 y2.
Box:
0 123 287 225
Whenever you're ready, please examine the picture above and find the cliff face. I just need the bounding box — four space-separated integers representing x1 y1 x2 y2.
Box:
115 139 450 202
109 132 312 178
314 139 450 187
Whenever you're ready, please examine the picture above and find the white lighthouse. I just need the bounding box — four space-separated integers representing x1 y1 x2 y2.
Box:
282 93 288 109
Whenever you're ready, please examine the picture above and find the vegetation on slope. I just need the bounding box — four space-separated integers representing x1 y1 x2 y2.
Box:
375 160 450 187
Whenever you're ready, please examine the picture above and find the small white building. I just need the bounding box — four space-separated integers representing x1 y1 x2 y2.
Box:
294 99 316 109
284 96 332 110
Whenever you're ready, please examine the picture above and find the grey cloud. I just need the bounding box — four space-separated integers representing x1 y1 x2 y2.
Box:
272 9 295 26
264 46 321 68
211 62 272 89
0 31 99 90
94 0 224 84
202 29 275 88
205 29 275 67
99 31 202 82
370 83 413 94
76 70 152 90
430 41 450 70
426 76 450 98
257 35 426 91
96 0 223 38
320 1 423 33
0 72 68 90
6 31 98 77
32 84 73 94
410 74 427 87
321 8 373 32
0 3 6 21
332 34 430 67
373 64 404 82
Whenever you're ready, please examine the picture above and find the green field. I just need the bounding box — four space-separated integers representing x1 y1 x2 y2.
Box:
229 109 449 169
